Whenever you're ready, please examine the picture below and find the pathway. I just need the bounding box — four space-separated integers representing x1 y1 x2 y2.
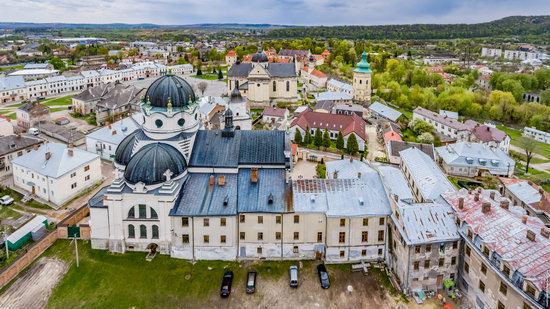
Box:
365 125 385 160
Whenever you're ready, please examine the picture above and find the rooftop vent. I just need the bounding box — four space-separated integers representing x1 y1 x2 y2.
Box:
218 175 225 186
500 199 509 210
489 191 496 200
522 215 528 224
541 228 549 239
45 151 51 161
223 195 229 206
209 175 215 186
358 197 364 205
68 148 73 157
474 192 480 202
526 230 536 242
250 168 258 183
481 202 491 214
310 195 315 203
458 197 464 209
268 193 273 204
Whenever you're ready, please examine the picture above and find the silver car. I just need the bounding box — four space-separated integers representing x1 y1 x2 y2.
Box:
289 265 298 288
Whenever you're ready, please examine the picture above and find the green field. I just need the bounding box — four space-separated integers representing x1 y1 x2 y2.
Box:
42 96 73 107
0 65 24 72
497 125 550 160
194 73 221 80
49 107 69 113
45 241 315 309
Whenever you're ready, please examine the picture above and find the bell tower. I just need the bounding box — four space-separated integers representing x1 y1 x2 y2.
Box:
352 51 372 105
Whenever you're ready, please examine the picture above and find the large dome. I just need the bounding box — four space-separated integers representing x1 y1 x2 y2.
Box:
145 74 196 109
251 51 268 63
114 130 139 166
124 143 187 185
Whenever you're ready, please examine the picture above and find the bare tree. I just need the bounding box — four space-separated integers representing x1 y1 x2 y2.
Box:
520 137 538 173
197 81 208 96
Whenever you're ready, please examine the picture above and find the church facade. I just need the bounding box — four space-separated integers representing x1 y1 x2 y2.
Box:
227 52 298 107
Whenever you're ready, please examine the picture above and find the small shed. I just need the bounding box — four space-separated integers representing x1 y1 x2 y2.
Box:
7 215 48 250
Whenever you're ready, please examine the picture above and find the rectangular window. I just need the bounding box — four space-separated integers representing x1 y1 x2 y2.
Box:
479 280 485 293
240 214 245 223
181 217 189 227
526 285 536 298
220 218 226 227
464 262 469 273
424 260 430 268
276 215 281 224
451 256 457 265
426 244 431 252
379 217 385 225
378 248 383 256
257 247 262 255
275 232 281 240
220 235 226 244
182 234 189 244
71 182 77 189
339 218 346 227
362 250 367 257
339 232 345 243
503 265 510 277
240 232 245 240
339 251 345 258
414 261 419 270
377 230 384 242
466 245 471 256
497 301 505 309
363 218 368 226
317 232 323 242
139 204 146 218
361 231 368 242
439 258 444 267
483 246 490 257
481 263 487 275
500 282 507 295
293 232 299 240
293 246 298 253
294 215 300 224
84 165 90 172
85 175 90 181
415 246 421 253
203 235 209 243
203 218 209 227
257 232 263 241
258 216 263 224
452 241 458 249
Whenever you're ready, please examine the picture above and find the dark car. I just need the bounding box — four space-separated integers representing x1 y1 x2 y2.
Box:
220 270 234 297
246 270 257 294
317 264 330 289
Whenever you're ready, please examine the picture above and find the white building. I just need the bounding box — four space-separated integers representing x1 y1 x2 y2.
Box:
8 69 59 81
413 107 471 142
86 115 142 160
523 127 550 144
481 47 548 61
12 143 102 206
327 79 353 96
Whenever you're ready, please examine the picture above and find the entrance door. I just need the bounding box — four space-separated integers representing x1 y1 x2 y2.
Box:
31 186 35 195
436 275 444 287
240 246 246 258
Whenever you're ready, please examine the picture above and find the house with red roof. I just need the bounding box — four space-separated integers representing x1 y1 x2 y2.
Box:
290 109 367 151
225 50 237 67
464 120 510 153
300 66 327 89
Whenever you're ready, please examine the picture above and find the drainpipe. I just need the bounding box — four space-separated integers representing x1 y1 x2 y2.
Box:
237 215 240 261
324 214 328 261
405 245 411 292
347 217 351 262
191 217 195 262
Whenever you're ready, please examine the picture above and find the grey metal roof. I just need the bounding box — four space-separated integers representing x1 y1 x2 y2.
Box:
189 130 286 168
377 165 413 200
368 102 402 122
88 186 109 208
144 75 196 109
86 114 140 145
0 135 43 156
506 181 542 206
171 173 238 216
435 142 515 174
326 159 377 180
124 143 187 185
227 63 296 78
237 168 287 213
227 63 253 77
0 76 25 91
389 140 435 160
314 91 352 102
114 130 139 165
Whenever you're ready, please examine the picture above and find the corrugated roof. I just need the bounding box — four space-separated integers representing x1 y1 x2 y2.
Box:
368 102 402 122
314 91 352 101
237 169 286 213
413 107 469 131
435 142 514 173
326 159 376 180
377 165 413 200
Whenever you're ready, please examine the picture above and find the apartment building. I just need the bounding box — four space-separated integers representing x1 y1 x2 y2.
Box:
413 107 471 142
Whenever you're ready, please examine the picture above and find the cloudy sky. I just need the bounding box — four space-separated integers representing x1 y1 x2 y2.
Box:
2 0 549 25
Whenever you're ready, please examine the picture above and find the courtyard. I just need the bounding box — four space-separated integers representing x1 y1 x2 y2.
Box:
0 240 409 309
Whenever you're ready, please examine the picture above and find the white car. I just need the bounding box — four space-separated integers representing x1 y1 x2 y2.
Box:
0 195 14 205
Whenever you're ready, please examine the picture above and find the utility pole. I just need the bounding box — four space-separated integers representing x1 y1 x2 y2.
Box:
4 228 9 260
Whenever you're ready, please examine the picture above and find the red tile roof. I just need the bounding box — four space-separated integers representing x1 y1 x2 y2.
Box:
310 69 327 78
290 109 366 141
464 120 508 142
384 131 402 143
263 107 287 118
226 50 236 57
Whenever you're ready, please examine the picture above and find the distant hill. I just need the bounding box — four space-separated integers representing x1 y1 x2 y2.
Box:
0 22 292 31
264 16 550 40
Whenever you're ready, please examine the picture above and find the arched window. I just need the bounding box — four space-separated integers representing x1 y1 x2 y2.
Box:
128 224 135 238
273 81 276 92
140 225 147 239
286 81 290 92
128 207 135 218
152 225 159 239
151 208 158 219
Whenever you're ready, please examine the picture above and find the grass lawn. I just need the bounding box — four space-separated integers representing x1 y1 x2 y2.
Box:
497 125 550 160
0 65 24 72
49 107 69 113
194 73 221 81
45 240 320 309
42 96 73 107
0 205 23 221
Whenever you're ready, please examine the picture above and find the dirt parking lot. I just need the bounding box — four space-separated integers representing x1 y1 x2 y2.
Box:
205 262 402 309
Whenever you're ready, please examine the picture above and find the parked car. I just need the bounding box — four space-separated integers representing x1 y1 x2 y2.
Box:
220 270 234 298
246 270 257 294
289 265 298 288
316 264 330 289
0 195 14 205
28 127 40 136
55 117 70 125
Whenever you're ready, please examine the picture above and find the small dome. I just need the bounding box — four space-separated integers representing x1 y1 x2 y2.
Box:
229 87 245 104
251 51 268 63
224 108 233 117
145 75 196 109
124 143 187 185
114 130 139 165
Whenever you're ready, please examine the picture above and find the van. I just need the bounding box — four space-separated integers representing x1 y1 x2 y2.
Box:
289 265 298 288
28 128 40 136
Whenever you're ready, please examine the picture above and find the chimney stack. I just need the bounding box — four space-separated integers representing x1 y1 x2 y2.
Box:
489 191 496 200
250 168 258 183
541 228 550 239
45 152 51 160
522 215 528 224
500 199 510 210
218 175 225 186
526 230 536 242
68 148 73 157
458 197 464 209
209 175 215 186
474 192 480 202
539 188 544 195
481 202 491 214
112 130 117 135
393 194 399 202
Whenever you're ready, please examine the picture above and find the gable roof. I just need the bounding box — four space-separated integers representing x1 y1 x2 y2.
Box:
0 135 43 156
389 140 435 160
290 109 366 141
464 120 508 143
263 107 287 118
368 102 402 122
413 107 469 131
227 63 296 78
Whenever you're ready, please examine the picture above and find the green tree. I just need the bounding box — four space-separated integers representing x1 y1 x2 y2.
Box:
294 129 303 145
346 134 359 155
540 89 550 105
49 57 66 70
501 79 525 102
314 128 323 148
304 126 312 145
217 70 223 80
335 131 345 150
417 132 435 144
322 130 331 148
196 67 203 76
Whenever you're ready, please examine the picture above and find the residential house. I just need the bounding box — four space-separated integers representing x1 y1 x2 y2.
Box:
0 135 43 178
386 140 434 165
225 50 237 67
300 66 327 89
313 91 353 104
368 102 402 123
72 83 114 115
0 76 26 104
94 84 146 125
498 178 550 226
523 127 550 145
0 116 14 137
262 107 289 130
85 115 141 160
413 107 471 143
464 120 510 153
326 79 353 96
16 103 49 129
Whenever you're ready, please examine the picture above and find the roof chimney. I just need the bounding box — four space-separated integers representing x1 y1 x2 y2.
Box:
68 148 74 157
526 230 536 242
539 188 544 195
250 168 258 183
522 215 528 224
209 175 215 186
489 191 496 200
541 228 549 239
482 202 491 214
500 199 509 210
45 152 51 161
474 192 480 202
112 130 117 135
393 194 399 202
458 197 464 209
218 175 225 186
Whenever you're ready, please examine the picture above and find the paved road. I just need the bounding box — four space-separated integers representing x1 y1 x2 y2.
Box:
365 125 385 160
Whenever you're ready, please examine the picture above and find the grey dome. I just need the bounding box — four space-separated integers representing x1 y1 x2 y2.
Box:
124 143 187 185
114 130 139 165
145 75 196 109
229 87 245 104
251 51 268 63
